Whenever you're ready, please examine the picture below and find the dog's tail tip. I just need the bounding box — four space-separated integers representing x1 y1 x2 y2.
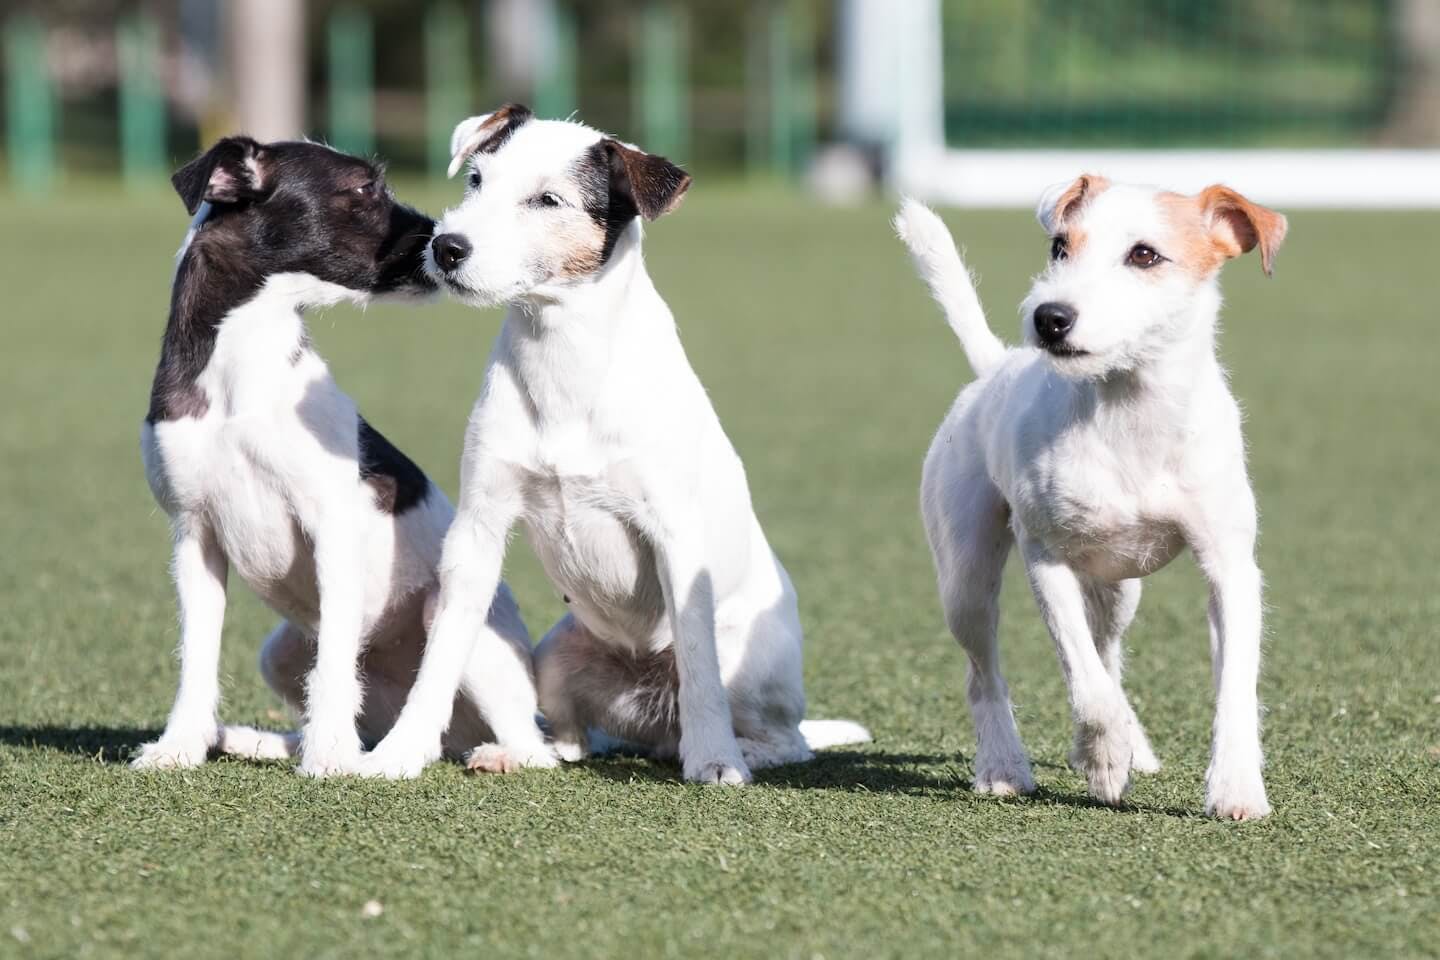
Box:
218 725 299 761
892 196 949 253
799 718 872 751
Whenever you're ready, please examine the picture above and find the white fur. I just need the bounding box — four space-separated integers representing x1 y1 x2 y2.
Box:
895 190 1275 819
135 272 533 776
361 115 869 783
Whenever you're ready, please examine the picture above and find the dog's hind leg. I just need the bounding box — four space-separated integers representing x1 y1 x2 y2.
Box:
1083 579 1160 774
926 472 1032 797
533 614 681 766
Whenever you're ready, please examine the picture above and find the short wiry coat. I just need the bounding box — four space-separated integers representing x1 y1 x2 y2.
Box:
896 178 1286 819
359 108 869 781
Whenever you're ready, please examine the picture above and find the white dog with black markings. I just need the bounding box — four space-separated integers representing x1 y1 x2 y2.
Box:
360 105 869 783
134 137 536 776
895 177 1286 819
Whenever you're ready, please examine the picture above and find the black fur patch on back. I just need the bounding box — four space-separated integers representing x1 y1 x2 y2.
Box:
357 417 429 515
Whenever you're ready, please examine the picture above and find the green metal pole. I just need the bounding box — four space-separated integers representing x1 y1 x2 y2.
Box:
744 2 769 175
768 2 793 175
535 1 577 120
4 15 56 194
118 13 166 189
425 1 471 173
635 3 687 159
789 0 816 176
327 7 374 156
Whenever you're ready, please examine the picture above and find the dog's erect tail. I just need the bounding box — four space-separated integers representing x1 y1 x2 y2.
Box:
893 198 1006 378
799 719 872 751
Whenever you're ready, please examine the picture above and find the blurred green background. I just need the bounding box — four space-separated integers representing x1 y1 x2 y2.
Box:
2 2 1439 958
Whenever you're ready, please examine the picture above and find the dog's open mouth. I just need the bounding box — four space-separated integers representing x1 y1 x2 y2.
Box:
1043 343 1091 358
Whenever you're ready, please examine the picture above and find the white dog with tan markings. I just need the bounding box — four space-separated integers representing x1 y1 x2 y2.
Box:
895 177 1286 819
360 105 869 783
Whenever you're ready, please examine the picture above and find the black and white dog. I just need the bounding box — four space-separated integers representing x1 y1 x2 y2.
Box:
134 137 535 776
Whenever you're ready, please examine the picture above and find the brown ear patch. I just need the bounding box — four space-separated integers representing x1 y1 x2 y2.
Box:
1047 173 1110 231
1196 185 1288 276
602 139 691 221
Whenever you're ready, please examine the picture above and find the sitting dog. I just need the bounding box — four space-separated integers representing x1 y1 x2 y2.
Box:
134 137 535 776
359 105 869 782
894 178 1285 819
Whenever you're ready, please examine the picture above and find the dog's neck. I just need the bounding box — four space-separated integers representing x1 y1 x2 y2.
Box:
148 217 339 423
499 224 672 420
1075 303 1224 442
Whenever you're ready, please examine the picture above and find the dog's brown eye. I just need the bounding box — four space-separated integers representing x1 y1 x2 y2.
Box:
1128 244 1163 268
1050 236 1068 261
533 191 563 209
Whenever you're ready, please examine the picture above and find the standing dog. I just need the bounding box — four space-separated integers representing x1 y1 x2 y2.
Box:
360 106 869 783
895 178 1285 819
134 137 534 776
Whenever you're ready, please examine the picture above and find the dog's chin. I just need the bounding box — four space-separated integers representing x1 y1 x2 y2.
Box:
1039 343 1113 379
437 274 508 309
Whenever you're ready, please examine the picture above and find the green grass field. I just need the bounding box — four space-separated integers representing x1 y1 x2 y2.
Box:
2 184 1437 959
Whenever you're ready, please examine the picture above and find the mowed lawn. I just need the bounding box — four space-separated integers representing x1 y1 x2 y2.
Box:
1 182 1436 959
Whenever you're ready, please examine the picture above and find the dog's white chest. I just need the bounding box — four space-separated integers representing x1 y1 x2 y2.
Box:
1011 456 1185 581
521 458 666 647
141 321 343 622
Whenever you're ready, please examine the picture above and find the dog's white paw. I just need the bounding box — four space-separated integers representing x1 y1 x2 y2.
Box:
1071 723 1133 806
552 738 587 763
1205 768 1271 821
684 756 752 786
972 758 1037 796
356 745 428 780
1130 734 1162 775
296 745 364 779
131 738 210 770
465 742 560 775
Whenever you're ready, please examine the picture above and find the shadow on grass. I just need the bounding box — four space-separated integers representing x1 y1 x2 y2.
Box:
0 724 158 764
579 747 1198 818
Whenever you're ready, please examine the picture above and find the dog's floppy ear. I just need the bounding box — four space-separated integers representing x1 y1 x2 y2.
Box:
1037 173 1109 234
1197 185 1288 277
447 103 534 178
601 138 691 221
171 136 269 215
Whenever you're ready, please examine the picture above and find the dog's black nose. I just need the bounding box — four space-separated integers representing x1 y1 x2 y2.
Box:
1034 302 1077 345
431 233 471 273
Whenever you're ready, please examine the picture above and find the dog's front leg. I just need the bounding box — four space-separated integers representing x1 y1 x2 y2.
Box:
1191 502 1270 821
133 519 228 770
655 538 749 786
297 513 369 777
1021 537 1135 805
363 493 550 779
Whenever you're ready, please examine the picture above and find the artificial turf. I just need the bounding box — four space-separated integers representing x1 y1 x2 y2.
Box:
1 183 1436 958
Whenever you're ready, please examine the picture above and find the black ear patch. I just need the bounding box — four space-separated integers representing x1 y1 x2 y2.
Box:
476 103 533 155
601 139 691 221
171 136 268 214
